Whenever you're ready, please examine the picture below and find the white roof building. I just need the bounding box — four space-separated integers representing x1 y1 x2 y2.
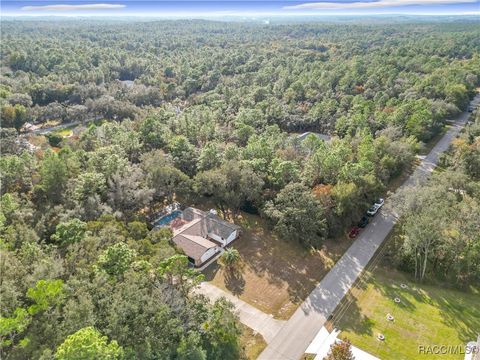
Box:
305 326 380 360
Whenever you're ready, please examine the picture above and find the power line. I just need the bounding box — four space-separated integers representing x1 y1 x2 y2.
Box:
327 227 393 328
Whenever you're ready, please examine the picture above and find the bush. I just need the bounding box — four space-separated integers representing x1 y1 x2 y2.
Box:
47 133 63 147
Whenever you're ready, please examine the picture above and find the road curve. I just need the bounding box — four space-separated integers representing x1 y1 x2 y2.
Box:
258 94 480 360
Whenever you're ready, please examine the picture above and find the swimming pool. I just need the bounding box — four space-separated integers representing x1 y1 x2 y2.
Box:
153 210 182 227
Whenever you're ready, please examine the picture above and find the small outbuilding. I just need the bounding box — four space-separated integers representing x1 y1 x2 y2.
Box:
20 122 40 133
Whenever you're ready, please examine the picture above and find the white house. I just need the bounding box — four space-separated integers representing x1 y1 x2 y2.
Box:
172 231 221 267
305 326 380 360
465 335 480 360
172 207 241 267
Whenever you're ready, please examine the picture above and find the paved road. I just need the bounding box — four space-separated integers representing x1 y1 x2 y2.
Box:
258 95 480 360
29 120 82 135
27 115 103 136
196 282 286 343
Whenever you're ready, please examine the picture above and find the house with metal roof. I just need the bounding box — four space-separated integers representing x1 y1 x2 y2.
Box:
171 207 241 267
297 132 331 142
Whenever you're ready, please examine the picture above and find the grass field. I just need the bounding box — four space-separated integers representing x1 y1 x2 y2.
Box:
203 212 351 319
52 128 74 137
334 267 480 360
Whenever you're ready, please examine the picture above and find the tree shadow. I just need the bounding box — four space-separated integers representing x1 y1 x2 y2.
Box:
200 211 352 318
347 267 480 343
202 262 220 281
293 249 378 318
236 214 347 308
377 272 480 343
371 278 419 313
434 294 480 343
224 269 245 296
331 292 375 336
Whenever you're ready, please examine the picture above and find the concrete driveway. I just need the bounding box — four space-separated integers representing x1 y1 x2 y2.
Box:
196 282 286 343
258 94 480 360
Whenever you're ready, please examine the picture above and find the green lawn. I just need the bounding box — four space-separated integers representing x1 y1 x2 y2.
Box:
334 268 480 360
51 124 78 137
52 128 73 137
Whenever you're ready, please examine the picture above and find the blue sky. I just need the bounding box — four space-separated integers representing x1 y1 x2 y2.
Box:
1 0 479 17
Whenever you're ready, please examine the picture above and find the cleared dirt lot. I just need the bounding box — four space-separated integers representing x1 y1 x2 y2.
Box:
204 212 351 319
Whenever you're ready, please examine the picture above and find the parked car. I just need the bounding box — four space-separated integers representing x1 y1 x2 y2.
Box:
367 204 380 216
375 198 385 208
367 198 384 216
358 216 369 228
468 106 473 113
348 226 361 239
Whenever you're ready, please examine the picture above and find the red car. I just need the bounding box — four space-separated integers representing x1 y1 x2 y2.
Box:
348 226 361 239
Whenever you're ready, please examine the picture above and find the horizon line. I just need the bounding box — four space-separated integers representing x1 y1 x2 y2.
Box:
1 11 479 18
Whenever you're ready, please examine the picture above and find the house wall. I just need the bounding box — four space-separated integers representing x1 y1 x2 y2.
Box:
208 233 225 246
208 230 238 247
200 247 220 265
225 230 238 245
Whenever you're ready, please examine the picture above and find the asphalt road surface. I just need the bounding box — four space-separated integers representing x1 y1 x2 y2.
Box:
258 94 480 360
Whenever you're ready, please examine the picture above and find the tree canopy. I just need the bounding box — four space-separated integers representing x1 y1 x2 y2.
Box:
1 18 479 358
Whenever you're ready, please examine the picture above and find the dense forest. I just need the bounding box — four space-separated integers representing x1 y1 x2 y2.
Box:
391 109 480 284
1 19 480 359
